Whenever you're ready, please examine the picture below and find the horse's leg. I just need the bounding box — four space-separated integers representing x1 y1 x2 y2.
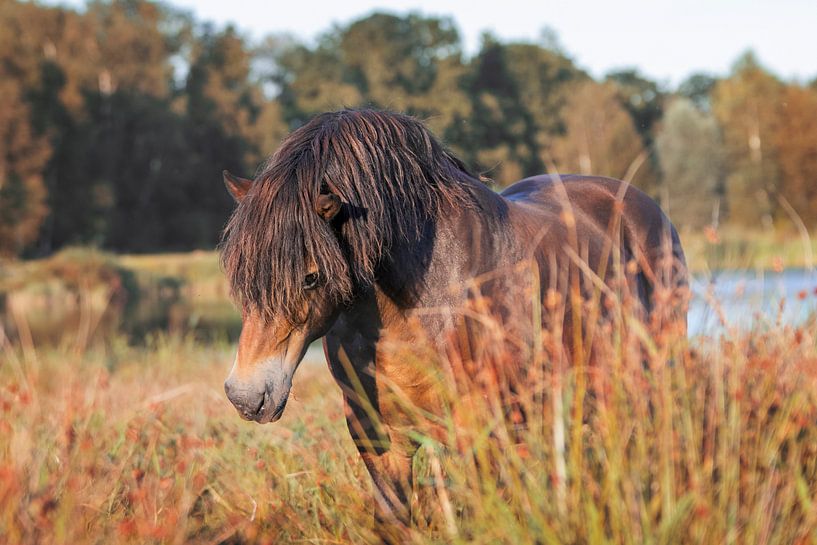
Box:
360 447 414 543
343 394 415 543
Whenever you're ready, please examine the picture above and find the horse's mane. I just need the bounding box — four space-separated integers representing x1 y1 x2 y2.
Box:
220 108 479 324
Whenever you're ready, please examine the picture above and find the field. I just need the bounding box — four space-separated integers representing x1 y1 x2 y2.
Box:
0 335 379 544
2 229 817 544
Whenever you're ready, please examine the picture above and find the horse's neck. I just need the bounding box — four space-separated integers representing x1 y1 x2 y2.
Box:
376 178 514 311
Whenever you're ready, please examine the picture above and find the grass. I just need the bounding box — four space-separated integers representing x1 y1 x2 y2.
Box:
680 226 817 274
1 234 817 544
0 334 377 544
2 299 816 543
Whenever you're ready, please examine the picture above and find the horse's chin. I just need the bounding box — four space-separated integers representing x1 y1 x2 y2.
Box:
254 395 289 424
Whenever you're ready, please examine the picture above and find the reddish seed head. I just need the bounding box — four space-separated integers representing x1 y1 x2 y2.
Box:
511 409 524 424
117 519 137 538
18 391 31 406
704 225 719 244
192 471 207 490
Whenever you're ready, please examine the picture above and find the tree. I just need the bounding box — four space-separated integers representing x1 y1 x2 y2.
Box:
712 52 783 226
448 36 581 184
274 12 469 138
337 13 463 112
774 84 817 226
678 73 718 112
0 0 52 256
170 25 282 249
0 79 50 256
655 98 724 228
85 0 177 98
0 0 192 252
550 81 653 190
605 69 665 146
502 42 582 164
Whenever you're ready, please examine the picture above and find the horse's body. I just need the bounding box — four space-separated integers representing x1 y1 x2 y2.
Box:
219 109 687 539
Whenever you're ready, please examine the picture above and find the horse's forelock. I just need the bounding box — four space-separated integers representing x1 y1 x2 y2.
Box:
220 109 476 323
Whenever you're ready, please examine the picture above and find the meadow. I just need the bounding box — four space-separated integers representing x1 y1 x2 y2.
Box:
1 229 817 544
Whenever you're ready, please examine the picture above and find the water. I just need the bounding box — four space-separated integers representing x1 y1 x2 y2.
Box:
688 268 817 336
6 267 814 346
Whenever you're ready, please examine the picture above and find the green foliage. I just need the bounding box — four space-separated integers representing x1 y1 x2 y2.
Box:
275 11 470 137
605 68 665 145
677 73 718 112
655 98 724 228
449 36 581 184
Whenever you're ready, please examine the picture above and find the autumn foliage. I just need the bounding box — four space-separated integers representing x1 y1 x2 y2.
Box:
2 2 817 257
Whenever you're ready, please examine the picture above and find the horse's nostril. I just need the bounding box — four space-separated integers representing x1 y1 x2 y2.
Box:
224 380 247 410
224 378 268 421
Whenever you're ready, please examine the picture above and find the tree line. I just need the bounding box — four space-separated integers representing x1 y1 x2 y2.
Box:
2 0 816 257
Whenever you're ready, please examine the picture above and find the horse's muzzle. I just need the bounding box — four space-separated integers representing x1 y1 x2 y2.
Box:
224 363 292 424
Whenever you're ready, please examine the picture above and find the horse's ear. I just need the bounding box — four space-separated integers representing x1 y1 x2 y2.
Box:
223 170 252 203
315 193 341 221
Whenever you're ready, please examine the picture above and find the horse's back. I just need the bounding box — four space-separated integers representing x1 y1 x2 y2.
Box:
502 174 684 267
502 174 666 230
501 174 687 326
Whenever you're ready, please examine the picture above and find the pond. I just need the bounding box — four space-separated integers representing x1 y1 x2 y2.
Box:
688 268 817 336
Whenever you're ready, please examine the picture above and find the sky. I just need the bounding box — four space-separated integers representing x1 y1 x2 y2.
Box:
51 0 817 87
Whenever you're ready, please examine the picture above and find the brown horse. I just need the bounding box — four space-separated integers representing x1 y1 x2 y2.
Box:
219 109 687 537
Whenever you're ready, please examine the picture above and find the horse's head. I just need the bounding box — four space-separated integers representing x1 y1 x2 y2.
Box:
220 170 346 423
218 109 476 423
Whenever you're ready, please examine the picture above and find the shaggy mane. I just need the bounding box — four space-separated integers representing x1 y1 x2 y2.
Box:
219 109 479 324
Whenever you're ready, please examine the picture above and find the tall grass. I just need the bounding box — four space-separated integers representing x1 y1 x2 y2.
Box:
402 308 817 544
1 250 817 543
0 331 378 544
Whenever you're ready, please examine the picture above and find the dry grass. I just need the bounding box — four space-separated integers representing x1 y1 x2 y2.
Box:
413 309 817 544
0 334 376 544
2 253 817 544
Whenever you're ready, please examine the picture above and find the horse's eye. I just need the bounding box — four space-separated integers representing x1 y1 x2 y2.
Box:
303 272 320 290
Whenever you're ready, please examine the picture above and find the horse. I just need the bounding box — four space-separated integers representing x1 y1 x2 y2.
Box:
219 108 688 539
